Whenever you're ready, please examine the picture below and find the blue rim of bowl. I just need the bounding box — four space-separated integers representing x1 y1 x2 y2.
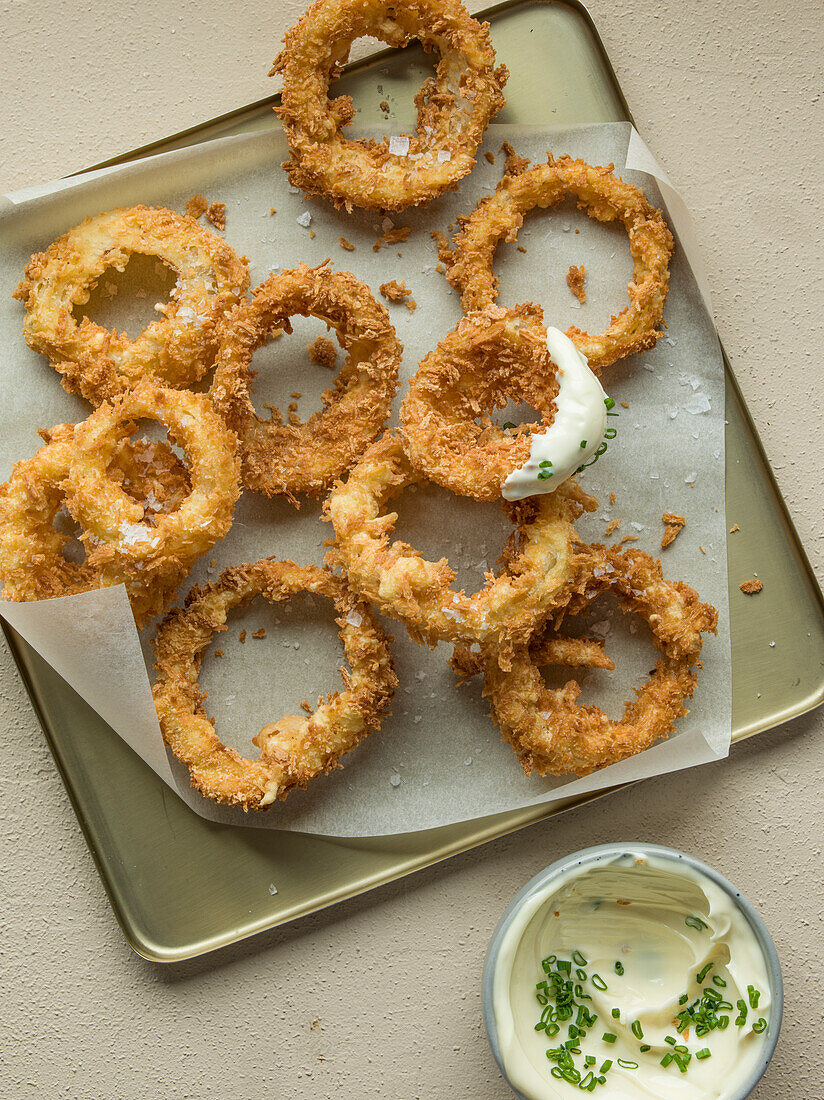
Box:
483 842 783 1100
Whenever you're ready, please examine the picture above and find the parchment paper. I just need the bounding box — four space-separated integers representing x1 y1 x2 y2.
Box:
0 122 731 835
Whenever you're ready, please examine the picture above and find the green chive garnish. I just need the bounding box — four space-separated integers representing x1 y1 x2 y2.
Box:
614 961 624 975
600 1060 613 1073
748 985 761 1009
639 1044 651 1053
602 1033 617 1044
695 1048 712 1060
685 915 708 931
712 975 727 988
752 1018 767 1034
591 974 608 991
631 1021 644 1040
617 1059 639 1069
696 963 713 983
611 1008 620 1019
580 439 587 448
604 397 615 410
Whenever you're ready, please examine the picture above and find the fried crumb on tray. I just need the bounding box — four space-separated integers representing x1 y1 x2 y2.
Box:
739 579 763 595
566 264 587 303
339 236 355 251
252 628 267 639
501 140 530 176
206 202 226 231
307 335 338 369
380 279 417 312
605 517 621 536
185 193 208 219
373 225 411 252
661 513 686 548
484 150 495 164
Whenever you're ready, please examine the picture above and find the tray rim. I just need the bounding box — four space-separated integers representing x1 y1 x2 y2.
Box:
4 0 824 963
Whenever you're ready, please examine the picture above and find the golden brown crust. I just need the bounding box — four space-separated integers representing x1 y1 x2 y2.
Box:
379 279 416 312
272 0 508 212
739 578 763 595
400 303 560 500
307 334 338 369
206 201 227 231
210 263 402 502
325 431 600 665
461 547 717 777
661 512 686 548
441 153 674 371
14 205 250 404
152 559 397 810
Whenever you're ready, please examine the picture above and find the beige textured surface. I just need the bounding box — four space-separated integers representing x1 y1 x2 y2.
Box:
1 1 822 1096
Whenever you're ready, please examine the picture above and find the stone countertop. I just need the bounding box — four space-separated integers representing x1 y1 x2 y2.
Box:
1 0 821 1095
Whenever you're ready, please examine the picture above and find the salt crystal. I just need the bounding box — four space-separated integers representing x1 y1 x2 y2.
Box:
345 610 363 627
414 716 422 724
437 149 452 163
667 406 679 420
288 185 301 194
685 472 697 484
381 216 394 231
684 393 711 415
389 135 410 156
268 883 278 895
630 522 645 531
296 211 312 228
464 757 473 766
389 772 401 787
590 619 611 637
643 363 656 373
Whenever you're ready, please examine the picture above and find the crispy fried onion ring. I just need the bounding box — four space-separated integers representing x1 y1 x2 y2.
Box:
441 154 674 371
152 560 397 810
60 384 240 623
400 302 559 502
271 0 508 211
210 264 402 501
13 205 250 404
453 545 717 777
326 432 599 662
0 423 196 623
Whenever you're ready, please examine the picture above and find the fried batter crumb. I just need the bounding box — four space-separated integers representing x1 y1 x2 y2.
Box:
699 545 706 554
740 579 763 595
516 245 527 254
252 628 267 639
373 226 411 251
206 202 226 231
501 141 530 176
484 151 495 164
621 401 630 409
214 649 225 658
609 492 616 505
661 513 686 548
379 100 390 112
300 699 313 713
239 630 247 644
730 523 740 533
618 535 638 545
288 399 301 426
380 279 417 311
269 206 277 215
605 518 622 536
566 264 587 303
339 236 355 251
185 193 208 219
308 335 338 369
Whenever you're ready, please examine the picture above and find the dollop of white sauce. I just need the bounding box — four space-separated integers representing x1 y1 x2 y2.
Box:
502 328 609 501
493 853 772 1100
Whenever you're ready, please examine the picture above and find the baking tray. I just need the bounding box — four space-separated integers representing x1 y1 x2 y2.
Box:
4 0 824 962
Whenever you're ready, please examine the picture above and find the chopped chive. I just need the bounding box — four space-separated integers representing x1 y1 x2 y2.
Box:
712 975 727 988
614 961 625 975
604 397 615 410
673 1054 689 1073
717 1016 730 1030
665 1036 677 1046
538 459 552 468
617 1059 639 1069
604 427 618 438
631 1021 644 1040
678 994 689 1005
611 1008 620 1019
580 439 588 448
752 1018 767 1034
585 1056 596 1067
572 950 587 966
685 915 708 931
502 421 516 429
639 1044 651 1053
660 1053 674 1068
600 1060 613 1073
536 993 548 1005
602 1033 617 1044
576 968 587 982
591 974 608 991
697 963 713 983
537 470 553 480
695 1048 712 1060
748 985 761 1009
546 1023 560 1037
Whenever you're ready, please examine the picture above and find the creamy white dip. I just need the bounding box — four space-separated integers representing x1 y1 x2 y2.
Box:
503 328 610 502
492 852 772 1099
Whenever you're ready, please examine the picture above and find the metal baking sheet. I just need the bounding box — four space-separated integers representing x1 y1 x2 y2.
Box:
4 0 823 961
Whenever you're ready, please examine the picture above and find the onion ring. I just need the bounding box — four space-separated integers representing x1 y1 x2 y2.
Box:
152 559 397 810
0 425 199 622
13 205 250 404
441 153 674 371
454 545 717 777
209 264 401 502
400 302 561 502
325 432 599 664
271 0 508 211
63 384 240 623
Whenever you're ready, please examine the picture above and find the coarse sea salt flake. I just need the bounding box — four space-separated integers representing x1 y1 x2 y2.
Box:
389 135 410 156
296 211 312 228
345 610 362 627
684 393 711 415
389 772 401 787
437 149 452 163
